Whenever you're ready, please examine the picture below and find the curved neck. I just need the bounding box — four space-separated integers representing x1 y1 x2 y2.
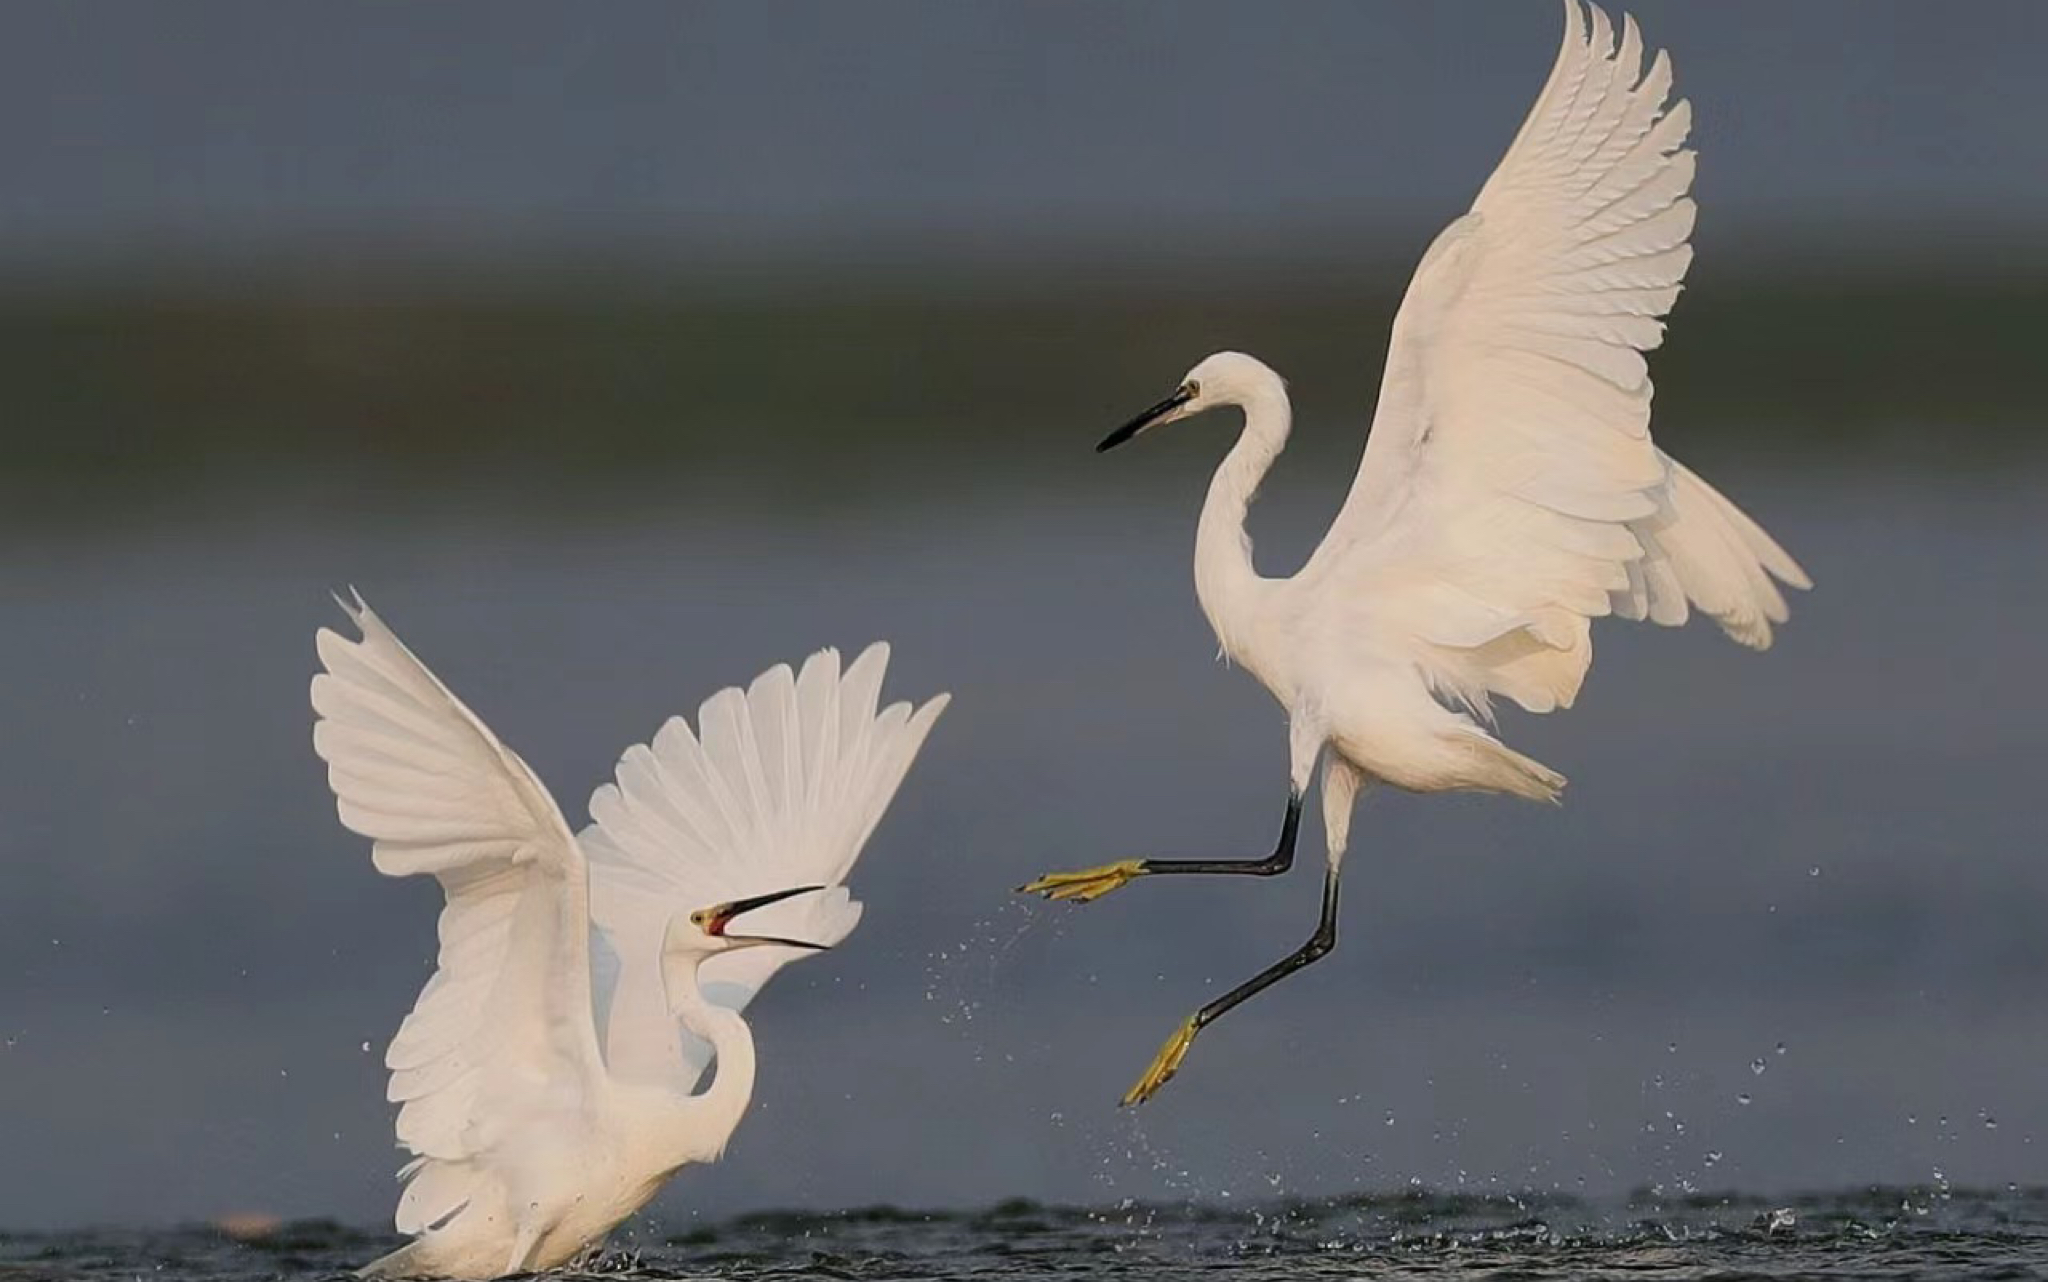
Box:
659 961 758 1165
1195 382 1291 654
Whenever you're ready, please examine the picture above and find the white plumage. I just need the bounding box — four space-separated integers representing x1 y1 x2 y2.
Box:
1305 0 1808 738
312 594 945 1278
1028 1 1809 1105
582 642 940 1093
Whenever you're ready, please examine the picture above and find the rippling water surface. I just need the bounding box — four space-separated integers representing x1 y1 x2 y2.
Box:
11 1189 2048 1281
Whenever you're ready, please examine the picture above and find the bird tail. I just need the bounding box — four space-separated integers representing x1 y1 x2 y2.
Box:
1450 722 1568 804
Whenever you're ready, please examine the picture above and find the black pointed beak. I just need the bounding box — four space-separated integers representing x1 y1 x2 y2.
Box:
1098 386 1194 453
691 884 831 949
727 933 831 951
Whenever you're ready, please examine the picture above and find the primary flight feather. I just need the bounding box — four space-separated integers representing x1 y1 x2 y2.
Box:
313 594 947 1278
1024 0 1810 1104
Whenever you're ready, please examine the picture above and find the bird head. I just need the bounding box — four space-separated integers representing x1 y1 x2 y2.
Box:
1098 351 1284 452
683 885 833 953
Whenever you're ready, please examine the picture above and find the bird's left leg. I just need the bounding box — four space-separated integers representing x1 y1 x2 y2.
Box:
504 1222 546 1278
1019 717 1324 903
1017 792 1302 902
1124 757 1361 1105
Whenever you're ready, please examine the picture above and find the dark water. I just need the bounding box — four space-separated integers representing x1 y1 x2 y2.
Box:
11 1190 2048 1282
6 479 2048 1228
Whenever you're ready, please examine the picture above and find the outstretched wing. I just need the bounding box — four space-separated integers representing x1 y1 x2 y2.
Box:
583 643 947 1091
1304 1 1808 716
311 594 604 1236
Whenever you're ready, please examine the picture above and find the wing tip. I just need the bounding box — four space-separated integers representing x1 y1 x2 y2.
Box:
1772 553 1817 594
848 639 893 680
331 585 369 625
1561 0 1587 52
747 659 800 704
798 645 845 685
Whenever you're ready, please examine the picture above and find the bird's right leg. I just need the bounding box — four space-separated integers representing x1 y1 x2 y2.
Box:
1019 720 1323 903
1017 791 1301 902
1123 757 1360 1104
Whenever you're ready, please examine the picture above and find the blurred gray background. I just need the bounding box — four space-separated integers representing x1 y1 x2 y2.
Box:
3 0 2046 1234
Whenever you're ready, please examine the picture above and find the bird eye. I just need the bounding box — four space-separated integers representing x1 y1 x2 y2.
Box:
1182 381 1200 400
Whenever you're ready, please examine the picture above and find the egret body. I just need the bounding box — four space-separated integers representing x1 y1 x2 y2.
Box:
313 597 947 1278
1024 1 1810 1104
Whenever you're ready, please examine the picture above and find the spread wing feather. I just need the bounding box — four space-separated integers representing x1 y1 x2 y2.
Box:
583 643 947 1091
311 594 604 1236
1305 0 1808 718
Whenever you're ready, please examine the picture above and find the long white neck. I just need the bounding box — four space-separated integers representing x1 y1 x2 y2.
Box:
656 960 758 1166
1194 374 1292 657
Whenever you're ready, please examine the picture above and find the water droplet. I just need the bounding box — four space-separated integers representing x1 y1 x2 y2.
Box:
1775 1041 1787 1055
359 1041 371 1053
1808 865 1822 877
1984 1114 2000 1130
1384 1111 1396 1127
1737 1093 1753 1106
1907 1114 1918 1125
1704 1150 1723 1166
1750 1057 1768 1076
1666 1041 1678 1054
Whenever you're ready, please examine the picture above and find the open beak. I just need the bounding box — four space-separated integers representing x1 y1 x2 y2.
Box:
1097 385 1195 453
688 885 831 950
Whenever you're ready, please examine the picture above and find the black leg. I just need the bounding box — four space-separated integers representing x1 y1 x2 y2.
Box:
1194 863 1339 1026
1139 791 1303 878
1018 791 1303 902
1122 864 1342 1105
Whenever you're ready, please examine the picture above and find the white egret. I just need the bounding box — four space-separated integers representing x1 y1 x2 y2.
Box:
311 595 947 1279
1023 1 1810 1105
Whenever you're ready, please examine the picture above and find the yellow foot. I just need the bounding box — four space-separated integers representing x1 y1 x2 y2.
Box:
1016 859 1147 903
1122 1014 1200 1106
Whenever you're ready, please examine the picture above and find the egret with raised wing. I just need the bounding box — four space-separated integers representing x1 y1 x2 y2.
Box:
312 596 947 1278
1022 1 1810 1105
